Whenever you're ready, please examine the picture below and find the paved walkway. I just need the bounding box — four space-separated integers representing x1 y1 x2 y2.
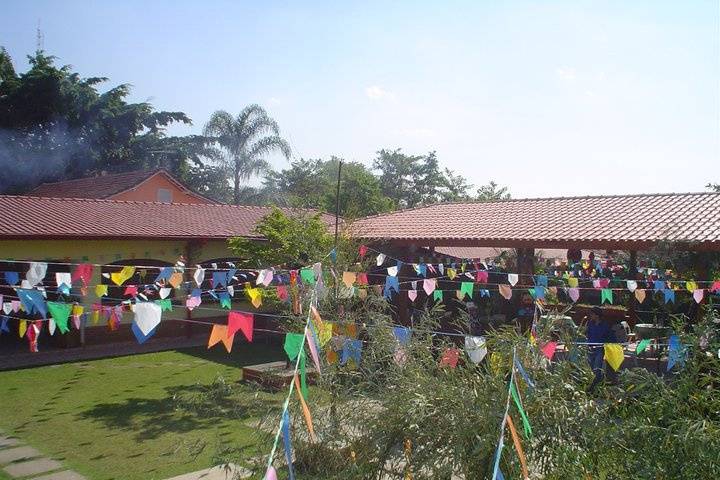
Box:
0 430 86 480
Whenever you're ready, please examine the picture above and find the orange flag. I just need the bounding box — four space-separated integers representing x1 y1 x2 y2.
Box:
506 413 530 479
168 272 184 289
207 324 234 353
293 373 317 442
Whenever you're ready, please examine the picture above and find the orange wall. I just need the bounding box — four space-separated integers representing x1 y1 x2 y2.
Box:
110 173 214 204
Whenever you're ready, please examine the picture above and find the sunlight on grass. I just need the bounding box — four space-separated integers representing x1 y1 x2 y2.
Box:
0 343 286 480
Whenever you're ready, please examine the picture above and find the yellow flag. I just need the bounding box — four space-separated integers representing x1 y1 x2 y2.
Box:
247 288 262 308
95 284 108 297
447 268 456 280
567 277 578 288
72 305 84 316
111 266 135 286
19 320 27 338
318 323 333 347
342 272 357 288
685 281 697 293
604 343 624 371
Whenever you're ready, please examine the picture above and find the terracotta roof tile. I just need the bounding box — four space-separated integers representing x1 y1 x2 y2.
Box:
27 170 164 199
0 195 334 240
351 192 720 250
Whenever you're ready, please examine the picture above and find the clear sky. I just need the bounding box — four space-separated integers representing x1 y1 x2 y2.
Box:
2 1 719 198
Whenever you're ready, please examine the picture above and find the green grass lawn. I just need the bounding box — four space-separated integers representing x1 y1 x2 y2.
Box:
0 343 287 480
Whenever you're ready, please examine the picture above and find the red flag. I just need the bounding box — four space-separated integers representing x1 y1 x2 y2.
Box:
356 273 369 285
72 263 93 286
124 285 138 297
228 311 254 342
439 347 460 368
359 245 368 259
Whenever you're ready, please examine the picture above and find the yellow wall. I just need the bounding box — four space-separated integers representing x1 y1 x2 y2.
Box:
0 238 255 322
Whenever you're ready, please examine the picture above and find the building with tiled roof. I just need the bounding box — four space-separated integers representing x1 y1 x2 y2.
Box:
351 192 720 252
26 169 216 204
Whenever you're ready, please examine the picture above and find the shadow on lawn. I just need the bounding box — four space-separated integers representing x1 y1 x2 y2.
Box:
178 341 285 369
78 380 280 441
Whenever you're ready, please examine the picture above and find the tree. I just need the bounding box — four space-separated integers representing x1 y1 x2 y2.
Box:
476 180 510 201
441 167 473 201
0 49 210 194
203 106 291 205
263 157 394 217
227 207 333 268
707 182 720 193
373 148 472 208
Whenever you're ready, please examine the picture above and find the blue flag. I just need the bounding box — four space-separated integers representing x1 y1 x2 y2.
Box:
341 339 363 365
383 276 400 299
0 316 9 334
514 357 535 389
281 409 295 480
534 275 548 287
667 335 686 371
663 289 675 304
392 326 412 345
132 321 157 344
5 272 19 285
16 289 47 318
155 267 173 283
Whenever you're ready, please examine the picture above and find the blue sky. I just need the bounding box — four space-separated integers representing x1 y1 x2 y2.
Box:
2 1 718 197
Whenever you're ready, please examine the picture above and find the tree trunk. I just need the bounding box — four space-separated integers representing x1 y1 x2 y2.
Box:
233 165 241 205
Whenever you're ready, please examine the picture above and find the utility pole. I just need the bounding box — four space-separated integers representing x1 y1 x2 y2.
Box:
334 160 343 249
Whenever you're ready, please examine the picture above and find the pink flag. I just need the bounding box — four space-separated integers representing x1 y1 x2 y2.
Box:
599 278 610 288
227 311 254 342
568 288 580 302
264 466 278 480
423 279 436 295
499 284 512 300
186 296 201 310
359 245 368 259
476 270 488 283
711 280 720 293
124 285 138 297
693 289 704 304
541 341 557 360
408 290 417 301
306 328 322 374
276 285 289 301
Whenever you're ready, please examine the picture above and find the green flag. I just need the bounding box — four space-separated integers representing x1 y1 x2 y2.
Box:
284 333 305 361
300 268 316 285
47 302 72 334
154 299 173 312
510 382 532 439
460 282 474 300
433 290 443 302
601 288 613 304
636 338 652 354
299 350 308 400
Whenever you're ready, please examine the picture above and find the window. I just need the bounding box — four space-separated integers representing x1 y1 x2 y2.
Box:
156 188 173 203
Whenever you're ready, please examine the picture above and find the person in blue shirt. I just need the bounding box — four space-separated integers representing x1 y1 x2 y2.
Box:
586 306 617 391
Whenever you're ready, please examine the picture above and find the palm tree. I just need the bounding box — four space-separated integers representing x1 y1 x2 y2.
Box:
203 105 291 204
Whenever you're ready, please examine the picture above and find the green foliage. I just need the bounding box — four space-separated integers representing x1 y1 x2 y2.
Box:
0 49 216 194
264 157 395 217
278 297 720 479
476 180 511 201
707 182 720 193
203 106 291 204
228 207 334 268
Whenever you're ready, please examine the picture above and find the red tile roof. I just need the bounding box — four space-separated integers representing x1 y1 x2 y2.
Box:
26 169 214 203
351 193 720 251
433 246 590 261
0 195 335 240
